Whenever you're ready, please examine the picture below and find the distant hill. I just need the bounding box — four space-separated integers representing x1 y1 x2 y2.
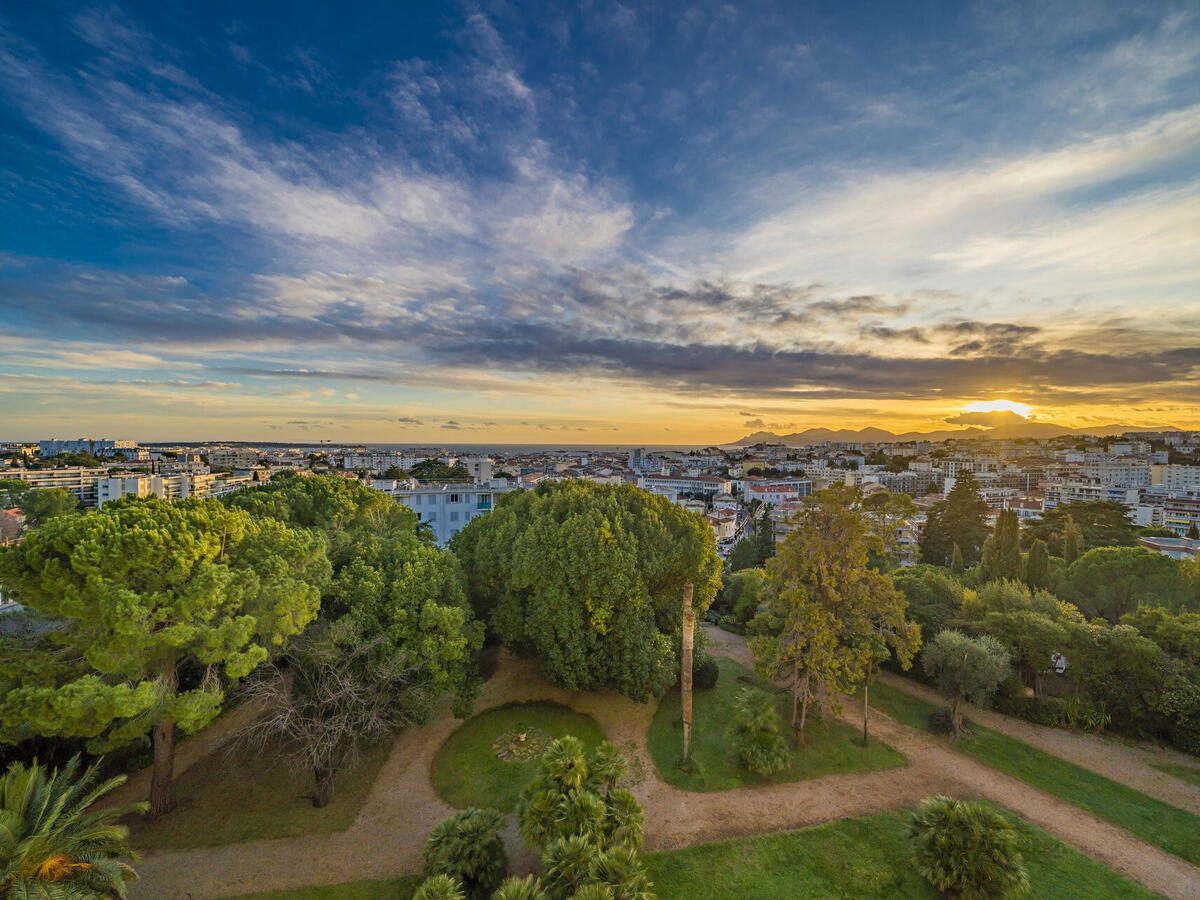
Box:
724 422 1152 447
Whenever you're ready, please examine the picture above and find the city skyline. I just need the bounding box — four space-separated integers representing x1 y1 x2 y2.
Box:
2 1 1199 443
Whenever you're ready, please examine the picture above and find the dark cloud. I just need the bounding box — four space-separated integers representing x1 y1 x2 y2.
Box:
743 417 766 427
397 416 423 425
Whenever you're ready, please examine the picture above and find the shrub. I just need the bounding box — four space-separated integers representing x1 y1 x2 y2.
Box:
910 796 1028 900
727 687 790 776
692 653 720 690
413 874 465 900
492 875 548 899
423 807 508 900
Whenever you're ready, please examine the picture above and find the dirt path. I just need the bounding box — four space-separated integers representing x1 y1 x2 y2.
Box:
875 669 1200 816
131 634 1200 900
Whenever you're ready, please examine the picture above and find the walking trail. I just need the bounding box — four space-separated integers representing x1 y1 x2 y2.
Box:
130 627 1200 900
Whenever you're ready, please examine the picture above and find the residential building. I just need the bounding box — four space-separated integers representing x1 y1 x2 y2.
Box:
1136 536 1200 560
705 509 738 542
95 472 254 506
39 438 139 458
385 482 514 545
207 447 259 469
639 474 731 498
1151 465 1200 492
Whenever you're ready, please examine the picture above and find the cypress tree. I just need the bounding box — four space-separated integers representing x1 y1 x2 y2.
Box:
979 509 1021 583
950 542 964 574
1062 516 1083 565
1024 538 1050 591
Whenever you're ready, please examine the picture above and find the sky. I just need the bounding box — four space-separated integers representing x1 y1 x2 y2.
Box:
1 1 1198 445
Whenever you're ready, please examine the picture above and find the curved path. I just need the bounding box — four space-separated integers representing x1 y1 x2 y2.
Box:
875 669 1200 816
130 631 1200 900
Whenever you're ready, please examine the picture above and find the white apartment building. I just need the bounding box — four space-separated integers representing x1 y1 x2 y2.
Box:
342 453 424 471
39 438 139 458
1151 465 1200 492
1081 459 1150 488
386 483 514 545
747 483 801 505
96 472 254 507
705 510 738 541
461 457 493 482
4 467 105 505
639 474 731 498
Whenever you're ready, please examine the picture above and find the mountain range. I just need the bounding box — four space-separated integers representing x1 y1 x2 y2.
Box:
724 420 1156 448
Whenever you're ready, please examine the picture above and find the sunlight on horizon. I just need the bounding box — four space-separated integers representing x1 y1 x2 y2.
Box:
963 399 1034 418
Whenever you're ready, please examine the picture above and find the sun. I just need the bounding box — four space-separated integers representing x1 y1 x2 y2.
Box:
963 399 1033 417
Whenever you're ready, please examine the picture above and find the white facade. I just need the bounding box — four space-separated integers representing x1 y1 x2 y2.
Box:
1081 459 1150 488
387 483 514 545
1151 465 1200 492
207 447 259 469
40 438 139 458
96 472 254 507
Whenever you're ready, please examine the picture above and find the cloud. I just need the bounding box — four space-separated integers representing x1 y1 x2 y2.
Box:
945 410 1031 427
396 416 423 425
743 418 766 427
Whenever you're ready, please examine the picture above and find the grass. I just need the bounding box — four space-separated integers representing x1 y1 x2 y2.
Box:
866 678 1200 867
431 700 605 812
642 807 1159 899
220 808 1157 900
1152 762 1200 788
129 738 392 851
228 875 421 899
648 657 907 792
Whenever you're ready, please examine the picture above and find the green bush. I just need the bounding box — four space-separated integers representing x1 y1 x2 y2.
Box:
413 874 465 900
423 808 508 900
491 875 548 899
692 653 720 690
910 796 1028 899
727 687 790 776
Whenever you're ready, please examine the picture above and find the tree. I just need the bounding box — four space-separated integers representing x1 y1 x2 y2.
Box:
977 610 1067 699
720 568 767 626
891 566 964 639
0 755 145 899
0 497 329 816
910 796 1028 900
381 465 406 480
1027 502 1135 555
725 537 758 572
753 505 775 565
1122 607 1200 665
1061 547 1192 621
1062 516 1084 564
920 473 989 567
861 490 918 563
950 542 965 574
727 687 790 776
1024 539 1051 591
749 485 918 745
410 459 473 483
516 738 650 900
424 808 508 900
1188 523 1200 540
236 620 449 807
414 874 466 900
978 509 1021 583
14 487 79 530
453 481 720 701
492 875 547 899
922 630 1012 737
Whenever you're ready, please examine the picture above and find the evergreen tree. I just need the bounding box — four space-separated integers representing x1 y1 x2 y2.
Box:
754 505 775 564
979 510 1021 583
950 543 964 575
920 473 990 567
1024 539 1051 591
1187 523 1199 540
1062 516 1084 565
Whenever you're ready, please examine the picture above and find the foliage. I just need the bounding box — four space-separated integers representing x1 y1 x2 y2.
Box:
719 568 766 626
909 796 1028 900
491 875 547 899
0 497 328 816
727 688 790 776
452 481 721 702
890 567 964 639
950 542 965 574
235 619 442 807
920 472 990 567
860 491 917 562
516 737 651 899
978 509 1021 584
725 538 758 573
0 485 80 531
750 485 919 745
691 654 719 690
921 630 1011 737
413 874 466 900
1121 607 1200 665
1024 539 1051 591
0 755 145 898
1026 501 1136 556
1061 547 1193 620
409 459 473 483
423 808 508 900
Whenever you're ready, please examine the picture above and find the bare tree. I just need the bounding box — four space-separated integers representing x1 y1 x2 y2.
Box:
234 623 436 806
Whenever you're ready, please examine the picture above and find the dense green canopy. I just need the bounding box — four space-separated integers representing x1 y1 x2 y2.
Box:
919 473 990 567
452 481 721 701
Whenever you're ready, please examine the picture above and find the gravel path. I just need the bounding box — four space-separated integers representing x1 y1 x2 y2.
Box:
129 631 1200 900
875 669 1200 816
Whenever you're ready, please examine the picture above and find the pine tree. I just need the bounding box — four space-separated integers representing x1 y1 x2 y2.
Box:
1062 516 1083 565
919 472 990 567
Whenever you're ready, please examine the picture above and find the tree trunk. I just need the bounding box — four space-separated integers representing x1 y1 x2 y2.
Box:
150 719 176 818
950 689 964 739
314 765 334 808
791 664 800 731
862 679 870 745
680 583 695 762
796 671 810 748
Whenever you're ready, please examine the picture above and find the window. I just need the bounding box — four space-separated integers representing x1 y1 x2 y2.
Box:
449 493 460 503
449 511 459 522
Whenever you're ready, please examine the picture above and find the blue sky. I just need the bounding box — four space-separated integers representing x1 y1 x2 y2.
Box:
1 1 1198 442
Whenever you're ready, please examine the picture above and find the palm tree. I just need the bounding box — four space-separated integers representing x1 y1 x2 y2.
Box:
0 756 145 899
423 808 508 900
910 795 1028 899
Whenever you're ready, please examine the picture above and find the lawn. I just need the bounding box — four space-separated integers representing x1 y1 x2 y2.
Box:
1152 762 1200 788
866 678 1200 867
129 738 392 851
431 700 605 811
220 808 1156 900
648 657 907 792
229 875 422 899
643 807 1159 899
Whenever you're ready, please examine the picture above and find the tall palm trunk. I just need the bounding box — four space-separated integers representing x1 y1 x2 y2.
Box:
681 582 695 761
